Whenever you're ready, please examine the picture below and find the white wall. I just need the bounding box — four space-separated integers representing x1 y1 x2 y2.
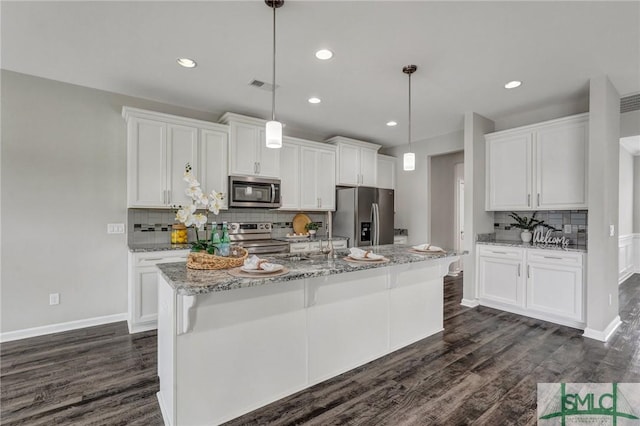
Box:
635 156 640 234
584 75 620 341
619 146 635 236
429 151 464 250
1 71 218 333
382 130 464 245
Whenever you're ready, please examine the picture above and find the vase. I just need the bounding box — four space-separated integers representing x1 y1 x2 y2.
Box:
308 230 317 236
520 230 532 243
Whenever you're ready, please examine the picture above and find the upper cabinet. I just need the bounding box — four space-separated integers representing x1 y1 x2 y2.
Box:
485 113 588 211
327 136 380 187
376 155 396 190
123 107 228 209
220 113 280 179
279 137 336 211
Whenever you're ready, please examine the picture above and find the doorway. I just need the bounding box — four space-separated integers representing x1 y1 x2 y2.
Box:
428 151 464 275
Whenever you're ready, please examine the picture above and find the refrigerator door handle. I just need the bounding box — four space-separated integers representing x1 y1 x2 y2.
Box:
372 203 380 246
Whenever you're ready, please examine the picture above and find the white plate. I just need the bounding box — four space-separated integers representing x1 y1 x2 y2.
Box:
240 264 284 274
411 247 445 253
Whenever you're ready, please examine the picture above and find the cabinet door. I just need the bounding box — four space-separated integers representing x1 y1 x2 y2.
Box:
360 148 378 186
526 262 583 321
134 266 161 326
127 118 166 207
279 142 300 209
229 122 259 176
258 127 281 178
167 124 198 207
300 147 320 209
535 120 588 209
336 144 360 186
317 150 336 210
478 255 524 307
486 132 532 210
200 129 229 209
377 156 395 189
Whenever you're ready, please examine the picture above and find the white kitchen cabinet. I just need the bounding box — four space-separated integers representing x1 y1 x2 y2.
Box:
485 113 588 211
327 136 380 187
279 141 301 209
525 249 584 322
477 246 525 308
289 239 347 253
128 249 190 333
377 155 396 190
278 136 336 211
476 244 585 328
220 113 280 178
123 107 229 209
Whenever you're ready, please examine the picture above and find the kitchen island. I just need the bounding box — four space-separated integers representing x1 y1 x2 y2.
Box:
156 245 460 426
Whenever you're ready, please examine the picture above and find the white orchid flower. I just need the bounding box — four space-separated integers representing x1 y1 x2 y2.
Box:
208 200 220 215
175 204 196 224
183 171 201 188
185 186 203 201
192 213 208 229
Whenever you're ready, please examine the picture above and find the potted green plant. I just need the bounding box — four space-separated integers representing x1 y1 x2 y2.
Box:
509 212 558 243
305 222 320 236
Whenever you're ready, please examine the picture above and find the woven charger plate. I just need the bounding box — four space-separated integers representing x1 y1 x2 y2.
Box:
227 267 290 278
292 213 312 234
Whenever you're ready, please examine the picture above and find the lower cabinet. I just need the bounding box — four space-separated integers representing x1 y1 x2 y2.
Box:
289 239 348 253
477 244 585 328
128 250 190 333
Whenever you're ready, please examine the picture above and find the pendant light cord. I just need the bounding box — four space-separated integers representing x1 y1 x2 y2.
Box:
408 71 412 151
271 4 277 121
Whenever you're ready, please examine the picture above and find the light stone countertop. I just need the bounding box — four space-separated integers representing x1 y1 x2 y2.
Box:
128 243 192 253
157 244 463 296
477 240 587 253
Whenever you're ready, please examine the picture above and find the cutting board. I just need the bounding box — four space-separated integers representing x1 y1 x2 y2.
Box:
292 213 311 234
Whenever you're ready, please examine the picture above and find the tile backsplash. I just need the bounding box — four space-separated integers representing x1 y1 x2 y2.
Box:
128 208 328 245
493 210 588 245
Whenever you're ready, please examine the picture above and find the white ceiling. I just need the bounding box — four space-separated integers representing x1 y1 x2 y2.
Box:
2 1 639 147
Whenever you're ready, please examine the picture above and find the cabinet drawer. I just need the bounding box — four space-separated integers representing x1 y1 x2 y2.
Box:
290 243 309 253
135 250 190 266
330 240 348 249
477 245 524 259
527 249 583 266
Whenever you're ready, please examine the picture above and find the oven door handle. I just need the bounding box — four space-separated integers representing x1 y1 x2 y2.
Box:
271 184 276 204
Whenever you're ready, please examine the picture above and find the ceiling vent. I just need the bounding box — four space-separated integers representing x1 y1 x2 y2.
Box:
248 79 279 91
621 94 640 113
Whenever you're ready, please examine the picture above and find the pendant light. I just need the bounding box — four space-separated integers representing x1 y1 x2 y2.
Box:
265 0 284 149
403 65 417 171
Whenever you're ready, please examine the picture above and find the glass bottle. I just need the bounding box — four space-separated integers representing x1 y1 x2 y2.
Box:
219 222 230 257
209 222 221 254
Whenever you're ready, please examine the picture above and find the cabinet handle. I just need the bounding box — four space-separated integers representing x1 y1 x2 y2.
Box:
537 193 540 206
527 265 530 278
257 162 261 174
518 264 521 276
143 258 163 262
253 162 257 174
543 256 563 260
491 251 508 255
167 190 171 204
527 194 531 207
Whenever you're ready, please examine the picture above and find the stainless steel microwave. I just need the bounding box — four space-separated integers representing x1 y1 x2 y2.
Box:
228 176 281 208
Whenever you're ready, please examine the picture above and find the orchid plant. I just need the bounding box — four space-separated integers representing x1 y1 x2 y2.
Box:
174 163 224 251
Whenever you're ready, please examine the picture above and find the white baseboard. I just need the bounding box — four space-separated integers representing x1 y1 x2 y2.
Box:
0 313 127 343
460 298 479 308
157 392 173 426
583 315 622 342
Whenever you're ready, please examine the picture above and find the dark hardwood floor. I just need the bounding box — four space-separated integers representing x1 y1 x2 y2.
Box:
2 273 639 425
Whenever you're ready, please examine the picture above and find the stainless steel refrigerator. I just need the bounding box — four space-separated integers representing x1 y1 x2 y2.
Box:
333 187 394 247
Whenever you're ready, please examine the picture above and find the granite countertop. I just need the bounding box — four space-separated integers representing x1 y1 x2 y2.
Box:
477 240 587 253
157 244 463 296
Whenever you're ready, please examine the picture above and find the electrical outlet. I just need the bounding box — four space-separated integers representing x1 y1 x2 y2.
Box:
49 293 60 305
563 224 572 234
107 223 125 234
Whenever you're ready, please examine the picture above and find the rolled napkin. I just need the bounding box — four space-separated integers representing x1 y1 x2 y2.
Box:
349 247 384 260
243 255 280 271
412 243 444 252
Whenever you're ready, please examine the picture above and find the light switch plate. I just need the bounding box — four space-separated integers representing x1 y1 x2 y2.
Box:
609 224 615 237
107 223 125 234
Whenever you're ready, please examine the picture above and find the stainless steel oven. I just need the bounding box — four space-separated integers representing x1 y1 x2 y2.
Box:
228 222 289 255
228 176 281 208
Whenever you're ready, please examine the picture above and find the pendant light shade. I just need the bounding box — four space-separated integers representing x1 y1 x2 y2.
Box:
402 64 417 171
265 0 284 148
403 152 416 171
265 120 283 148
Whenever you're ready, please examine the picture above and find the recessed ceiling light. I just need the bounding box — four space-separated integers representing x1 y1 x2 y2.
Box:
308 97 321 104
505 80 522 89
386 121 398 127
315 49 333 60
177 58 197 68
